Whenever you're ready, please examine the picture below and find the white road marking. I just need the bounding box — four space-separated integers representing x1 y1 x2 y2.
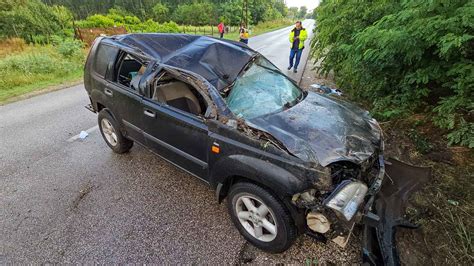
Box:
67 125 99 142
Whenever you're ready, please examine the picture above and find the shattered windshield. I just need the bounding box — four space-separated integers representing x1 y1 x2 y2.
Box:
225 57 303 119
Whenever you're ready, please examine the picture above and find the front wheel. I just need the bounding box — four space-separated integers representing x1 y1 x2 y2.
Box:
227 182 297 253
98 109 133 153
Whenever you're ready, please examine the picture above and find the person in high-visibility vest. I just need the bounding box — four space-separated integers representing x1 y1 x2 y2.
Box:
288 21 307 73
239 23 249 44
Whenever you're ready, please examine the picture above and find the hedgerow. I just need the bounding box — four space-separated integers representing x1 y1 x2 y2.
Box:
312 0 473 147
75 11 180 34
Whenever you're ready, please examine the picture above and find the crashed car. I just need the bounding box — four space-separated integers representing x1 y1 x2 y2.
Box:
84 34 429 265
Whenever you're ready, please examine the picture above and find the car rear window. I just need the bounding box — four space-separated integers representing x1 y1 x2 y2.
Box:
94 43 118 78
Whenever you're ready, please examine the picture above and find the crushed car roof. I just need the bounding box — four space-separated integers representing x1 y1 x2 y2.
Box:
113 33 257 91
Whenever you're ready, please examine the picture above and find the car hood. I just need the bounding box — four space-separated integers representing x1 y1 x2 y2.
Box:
249 92 382 167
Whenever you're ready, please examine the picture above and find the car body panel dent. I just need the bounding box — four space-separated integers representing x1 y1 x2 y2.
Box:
210 154 307 196
250 92 382 167
115 33 256 91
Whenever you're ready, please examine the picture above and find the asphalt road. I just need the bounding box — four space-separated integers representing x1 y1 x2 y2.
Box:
249 19 315 83
0 20 318 264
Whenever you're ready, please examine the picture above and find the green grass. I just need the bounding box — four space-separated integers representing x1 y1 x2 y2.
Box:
0 70 83 103
0 44 85 104
224 19 293 41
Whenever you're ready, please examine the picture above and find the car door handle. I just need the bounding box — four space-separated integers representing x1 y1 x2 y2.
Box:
104 88 113 96
144 109 156 118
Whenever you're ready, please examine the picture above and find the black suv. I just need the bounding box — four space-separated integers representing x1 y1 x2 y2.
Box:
84 34 423 265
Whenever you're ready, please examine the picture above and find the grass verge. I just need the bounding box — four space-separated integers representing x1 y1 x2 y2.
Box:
0 43 85 104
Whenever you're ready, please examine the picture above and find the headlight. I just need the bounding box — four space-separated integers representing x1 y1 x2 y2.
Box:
324 180 368 221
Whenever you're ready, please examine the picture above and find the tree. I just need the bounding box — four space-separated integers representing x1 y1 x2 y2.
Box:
312 0 474 147
172 2 215 26
297 6 307 19
152 2 169 23
1 0 72 43
217 0 243 25
287 7 298 19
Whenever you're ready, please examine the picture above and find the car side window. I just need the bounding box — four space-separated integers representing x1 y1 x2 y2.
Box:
149 71 208 117
116 53 146 90
93 43 118 78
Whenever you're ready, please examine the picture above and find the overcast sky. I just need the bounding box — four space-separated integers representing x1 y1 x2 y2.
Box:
286 0 320 11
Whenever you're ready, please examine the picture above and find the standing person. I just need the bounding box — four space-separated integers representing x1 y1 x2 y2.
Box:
239 23 249 44
218 21 225 38
288 21 307 73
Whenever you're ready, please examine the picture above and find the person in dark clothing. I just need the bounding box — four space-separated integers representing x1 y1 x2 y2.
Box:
288 21 307 73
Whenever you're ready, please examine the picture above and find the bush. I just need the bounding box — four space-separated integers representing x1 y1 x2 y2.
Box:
0 44 84 101
51 36 84 58
77 10 180 34
76 14 115 28
312 0 474 147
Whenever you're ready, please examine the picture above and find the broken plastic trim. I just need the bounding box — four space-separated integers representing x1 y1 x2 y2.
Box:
362 158 431 266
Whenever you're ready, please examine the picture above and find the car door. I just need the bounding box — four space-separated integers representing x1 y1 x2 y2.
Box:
141 70 210 180
104 50 147 144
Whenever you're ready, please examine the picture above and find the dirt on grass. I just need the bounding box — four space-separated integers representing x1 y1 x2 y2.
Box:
299 58 474 265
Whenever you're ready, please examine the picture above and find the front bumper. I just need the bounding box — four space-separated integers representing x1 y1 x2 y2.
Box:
361 158 431 266
302 156 430 266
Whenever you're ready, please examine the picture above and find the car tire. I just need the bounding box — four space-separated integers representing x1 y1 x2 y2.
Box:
98 109 133 153
227 182 297 253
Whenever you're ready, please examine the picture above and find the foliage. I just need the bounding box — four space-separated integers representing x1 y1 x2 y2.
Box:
76 14 115 28
0 43 84 102
129 20 179 34
42 0 289 25
312 0 474 147
0 0 72 43
407 129 433 154
217 0 243 25
297 6 307 19
51 36 84 58
76 10 179 33
173 2 215 26
287 7 299 19
152 3 169 23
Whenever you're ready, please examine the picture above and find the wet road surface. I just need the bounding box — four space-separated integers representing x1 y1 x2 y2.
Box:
0 20 323 264
249 19 315 83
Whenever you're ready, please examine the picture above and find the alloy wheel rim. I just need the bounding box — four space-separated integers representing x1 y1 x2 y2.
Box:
235 194 277 242
101 118 118 146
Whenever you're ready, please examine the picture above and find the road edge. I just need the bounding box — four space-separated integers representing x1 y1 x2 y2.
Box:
0 79 83 106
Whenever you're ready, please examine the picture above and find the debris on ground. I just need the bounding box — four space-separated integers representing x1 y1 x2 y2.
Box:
79 131 88 139
310 83 342 96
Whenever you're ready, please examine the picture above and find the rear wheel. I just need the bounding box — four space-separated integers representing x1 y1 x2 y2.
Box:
227 182 297 253
98 109 133 153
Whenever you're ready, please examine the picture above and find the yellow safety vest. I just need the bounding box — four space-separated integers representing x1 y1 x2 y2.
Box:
289 28 307 50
